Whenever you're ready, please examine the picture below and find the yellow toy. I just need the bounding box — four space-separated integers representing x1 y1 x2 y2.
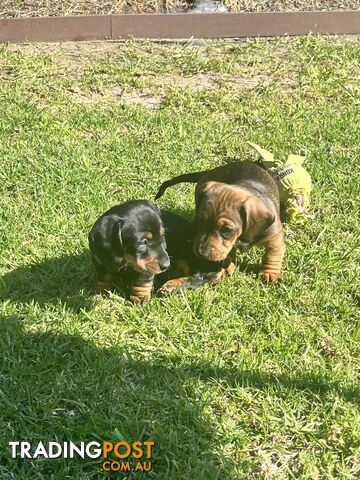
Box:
248 142 312 223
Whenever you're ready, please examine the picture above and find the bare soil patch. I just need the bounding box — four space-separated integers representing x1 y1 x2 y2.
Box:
68 84 162 109
9 40 302 108
65 71 298 109
158 73 268 90
0 0 187 17
10 41 125 78
117 88 162 108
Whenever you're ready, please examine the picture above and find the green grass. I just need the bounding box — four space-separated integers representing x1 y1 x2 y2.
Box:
0 36 359 479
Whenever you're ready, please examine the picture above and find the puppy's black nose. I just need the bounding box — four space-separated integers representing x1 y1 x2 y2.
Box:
238 241 251 252
159 257 170 271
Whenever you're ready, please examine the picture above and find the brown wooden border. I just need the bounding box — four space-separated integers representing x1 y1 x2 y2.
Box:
111 11 360 39
0 15 111 43
0 11 359 43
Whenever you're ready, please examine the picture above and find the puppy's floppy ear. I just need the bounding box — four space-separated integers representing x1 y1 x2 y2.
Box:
114 219 126 266
117 222 123 246
240 196 275 243
195 181 214 208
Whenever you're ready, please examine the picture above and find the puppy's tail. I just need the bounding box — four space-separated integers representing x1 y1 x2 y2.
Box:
155 171 205 200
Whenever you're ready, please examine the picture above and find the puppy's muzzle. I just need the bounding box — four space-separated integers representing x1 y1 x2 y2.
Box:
159 256 170 272
194 243 226 262
145 252 170 274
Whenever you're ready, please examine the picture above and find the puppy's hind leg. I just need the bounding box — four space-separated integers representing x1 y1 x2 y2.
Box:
157 274 206 296
158 268 228 296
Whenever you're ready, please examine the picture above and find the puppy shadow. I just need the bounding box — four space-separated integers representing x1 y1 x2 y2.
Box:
0 251 96 312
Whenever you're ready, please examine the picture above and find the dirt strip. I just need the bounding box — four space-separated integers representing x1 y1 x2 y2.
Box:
1 0 359 18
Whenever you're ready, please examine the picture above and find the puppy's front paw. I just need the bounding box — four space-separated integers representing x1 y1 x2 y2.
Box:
95 282 112 295
129 294 150 306
157 280 179 296
130 283 153 305
260 271 282 283
225 262 236 277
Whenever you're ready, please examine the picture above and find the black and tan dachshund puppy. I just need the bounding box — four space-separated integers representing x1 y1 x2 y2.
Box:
88 200 170 304
156 210 236 295
156 161 284 283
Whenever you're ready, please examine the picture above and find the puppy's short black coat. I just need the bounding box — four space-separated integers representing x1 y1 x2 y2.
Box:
156 211 235 294
88 200 170 304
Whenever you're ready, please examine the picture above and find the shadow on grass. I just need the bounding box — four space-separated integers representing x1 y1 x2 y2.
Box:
0 250 277 314
0 315 234 479
0 209 196 313
0 251 95 312
0 316 358 479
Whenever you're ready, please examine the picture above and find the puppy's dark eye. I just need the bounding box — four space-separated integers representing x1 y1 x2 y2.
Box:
219 226 234 239
141 239 148 245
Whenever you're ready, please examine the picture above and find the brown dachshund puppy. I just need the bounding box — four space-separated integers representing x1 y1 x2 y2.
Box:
156 210 236 295
155 161 284 282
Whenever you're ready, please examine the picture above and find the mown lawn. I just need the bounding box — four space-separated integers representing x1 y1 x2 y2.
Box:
0 36 359 479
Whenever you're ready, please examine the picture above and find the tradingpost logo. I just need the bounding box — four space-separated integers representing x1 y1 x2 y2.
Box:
9 440 155 473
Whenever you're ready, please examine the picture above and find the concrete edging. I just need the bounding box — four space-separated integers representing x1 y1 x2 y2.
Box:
0 11 359 43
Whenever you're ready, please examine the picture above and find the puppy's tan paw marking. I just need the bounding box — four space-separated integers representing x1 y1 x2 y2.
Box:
260 271 282 283
129 295 150 306
157 280 180 296
225 262 236 276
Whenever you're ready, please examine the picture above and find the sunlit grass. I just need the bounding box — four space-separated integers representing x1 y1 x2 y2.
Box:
0 36 359 479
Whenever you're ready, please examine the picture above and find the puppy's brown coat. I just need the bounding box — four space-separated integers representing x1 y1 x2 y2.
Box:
155 161 284 282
